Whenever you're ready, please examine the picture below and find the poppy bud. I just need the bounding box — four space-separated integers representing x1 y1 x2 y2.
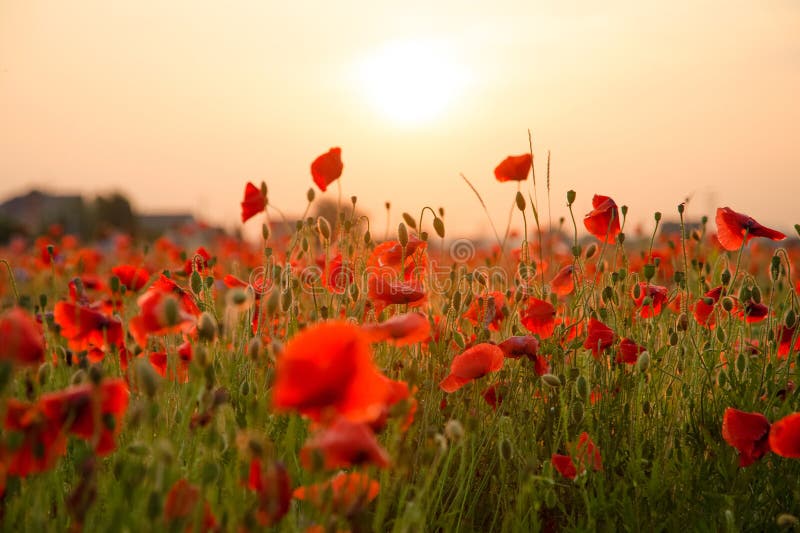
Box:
716 327 726 343
542 374 561 388
444 419 464 442
632 283 642 299
585 244 597 259
621 205 628 217
751 285 762 304
198 312 217 342
673 271 685 285
499 438 513 461
643 264 656 281
669 332 679 346
721 296 734 312
654 212 662 222
636 351 650 373
317 216 331 241
260 181 268 198
71 369 86 385
738 285 751 302
89 363 103 385
786 309 797 329
162 296 180 327
453 332 465 349
401 212 417 230
515 191 526 211
421 231 429 241
280 288 292 312
567 190 576 206
135 359 160 398
676 312 689 332
795 224 800 238
46 244 55 259
571 401 584 423
602 285 614 304
677 203 685 214
735 352 746 374
433 217 445 238
398 223 409 246
189 271 202 295
306 188 315 202
572 245 582 258
575 375 588 400
262 223 270 241
771 255 781 281
364 230 371 245
343 219 352 232
721 269 731 285
37 362 52 385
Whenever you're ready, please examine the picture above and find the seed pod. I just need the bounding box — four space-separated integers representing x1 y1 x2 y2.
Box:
515 191 526 211
575 375 588 400
364 230 371 245
317 216 331 241
676 312 689 332
135 359 160 398
433 217 445 238
247 337 261 361
190 271 203 295
636 351 651 373
398 222 409 246
585 243 597 259
617 232 625 244
643 263 656 281
785 309 797 329
198 313 217 342
541 374 562 388
654 211 662 222
444 419 464 442
721 269 731 286
722 296 735 312
669 331 679 346
402 212 417 229
571 401 584 423
567 190 576 205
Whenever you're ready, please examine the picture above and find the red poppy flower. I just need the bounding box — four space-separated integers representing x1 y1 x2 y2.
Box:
241 181 267 223
494 153 532 182
293 471 379 512
39 378 129 455
551 264 575 296
111 264 150 292
164 478 217 532
769 412 800 458
368 237 427 271
53 302 124 352
617 338 645 365
300 417 390 470
0 308 45 366
128 290 197 348
778 326 800 359
736 299 769 324
246 458 292 526
321 254 353 295
519 298 557 339
574 432 603 471
311 147 343 192
551 454 578 479
4 399 68 477
692 286 723 328
367 277 426 309
271 321 389 423
631 283 669 318
583 195 621 243
464 291 506 331
361 312 430 346
367 376 416 433
721 407 771 467
440 343 504 393
584 318 616 358
498 335 548 375
715 207 786 251
183 246 211 275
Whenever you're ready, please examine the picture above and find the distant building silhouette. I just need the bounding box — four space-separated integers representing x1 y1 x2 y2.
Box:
0 190 85 235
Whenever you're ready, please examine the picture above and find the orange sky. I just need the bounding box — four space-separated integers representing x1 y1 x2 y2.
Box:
1 1 798 239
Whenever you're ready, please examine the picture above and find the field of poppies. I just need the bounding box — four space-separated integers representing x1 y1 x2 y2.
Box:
1 148 800 532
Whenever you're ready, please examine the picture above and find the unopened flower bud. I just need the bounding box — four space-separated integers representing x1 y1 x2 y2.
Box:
542 374 562 388
197 312 217 342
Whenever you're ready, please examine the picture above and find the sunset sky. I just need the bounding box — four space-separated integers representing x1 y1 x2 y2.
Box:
1 1 798 239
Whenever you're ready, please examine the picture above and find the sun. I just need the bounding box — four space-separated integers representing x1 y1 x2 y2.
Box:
356 38 469 126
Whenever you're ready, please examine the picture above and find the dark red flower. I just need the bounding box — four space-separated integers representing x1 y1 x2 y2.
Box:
311 147 343 192
464 291 506 331
631 283 669 318
293 471 379 512
300 417 390 469
721 407 771 467
769 412 800 459
164 478 218 532
583 195 620 243
111 264 150 292
361 312 430 346
4 399 68 477
246 458 292 526
551 454 578 479
494 153 532 182
53 302 124 352
440 343 504 393
584 318 616 358
715 207 785 251
617 338 645 365
551 264 575 296
271 321 389 423
0 308 45 366
519 298 557 339
241 182 267 223
498 335 548 375
692 286 723 328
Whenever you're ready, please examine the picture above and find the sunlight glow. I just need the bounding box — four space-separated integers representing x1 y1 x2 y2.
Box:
356 39 470 126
